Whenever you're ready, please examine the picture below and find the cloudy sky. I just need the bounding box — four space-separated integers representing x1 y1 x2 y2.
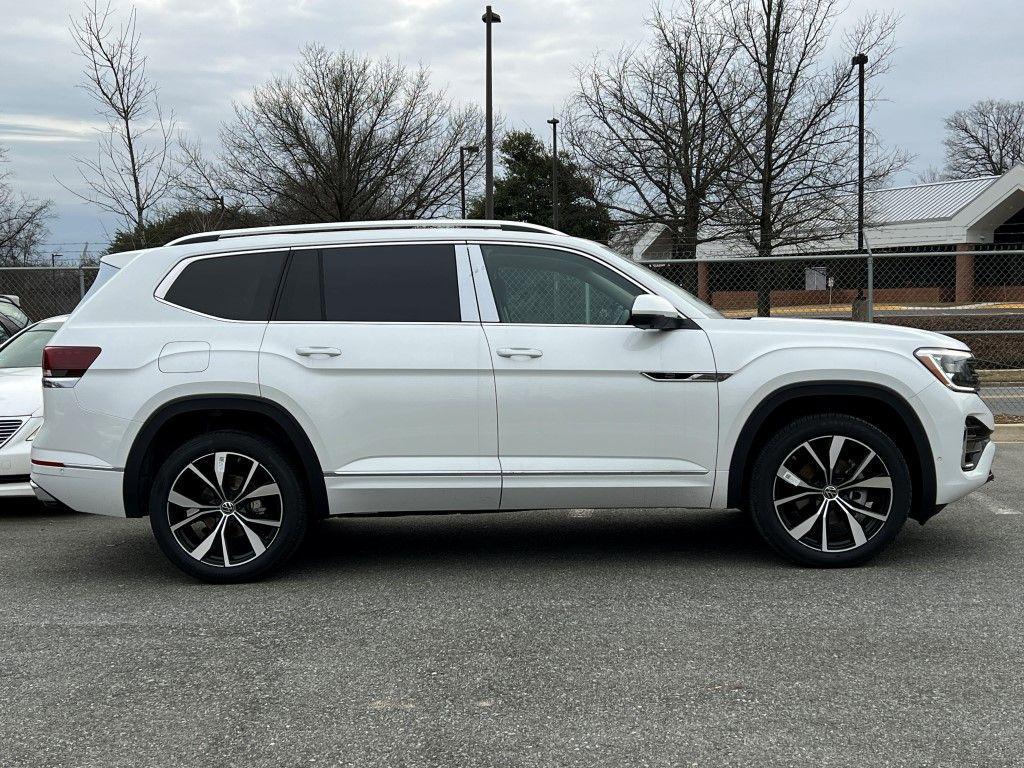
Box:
1 0 1022 255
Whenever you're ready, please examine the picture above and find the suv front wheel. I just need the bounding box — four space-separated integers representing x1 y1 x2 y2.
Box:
750 414 911 567
148 431 309 582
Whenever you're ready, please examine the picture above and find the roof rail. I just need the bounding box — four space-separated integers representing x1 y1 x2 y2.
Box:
166 219 563 247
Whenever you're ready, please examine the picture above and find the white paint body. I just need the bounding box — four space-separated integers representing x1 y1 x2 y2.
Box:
29 224 995 519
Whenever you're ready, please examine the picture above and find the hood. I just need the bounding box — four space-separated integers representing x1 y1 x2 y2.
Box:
0 367 44 417
714 316 967 351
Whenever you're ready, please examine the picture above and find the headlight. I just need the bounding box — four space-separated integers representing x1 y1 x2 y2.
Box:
915 348 979 393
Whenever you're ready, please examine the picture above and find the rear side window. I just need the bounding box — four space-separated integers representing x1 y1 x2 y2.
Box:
163 251 287 321
276 250 322 321
321 244 460 322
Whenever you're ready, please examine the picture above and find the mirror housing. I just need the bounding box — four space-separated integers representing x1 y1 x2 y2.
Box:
629 294 685 330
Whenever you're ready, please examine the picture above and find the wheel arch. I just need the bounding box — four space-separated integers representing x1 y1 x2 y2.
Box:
123 395 328 519
726 382 937 523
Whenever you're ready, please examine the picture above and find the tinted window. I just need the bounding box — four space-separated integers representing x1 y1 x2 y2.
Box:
164 251 286 321
0 326 59 368
322 244 461 322
481 245 643 325
276 250 323 321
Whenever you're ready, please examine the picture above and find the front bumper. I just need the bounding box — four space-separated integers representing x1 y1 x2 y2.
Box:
0 416 40 498
914 383 996 507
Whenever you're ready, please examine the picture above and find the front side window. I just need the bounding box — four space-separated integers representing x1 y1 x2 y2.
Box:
163 251 287 321
481 245 643 325
321 244 461 322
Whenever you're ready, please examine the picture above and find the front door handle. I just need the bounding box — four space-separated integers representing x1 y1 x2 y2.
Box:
496 347 543 359
295 346 341 358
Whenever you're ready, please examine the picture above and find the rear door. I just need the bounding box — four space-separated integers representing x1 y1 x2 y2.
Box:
258 241 500 514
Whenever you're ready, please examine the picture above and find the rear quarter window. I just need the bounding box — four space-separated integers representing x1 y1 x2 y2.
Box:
162 251 287 321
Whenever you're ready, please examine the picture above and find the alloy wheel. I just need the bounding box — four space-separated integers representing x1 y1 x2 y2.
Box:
166 451 283 568
773 435 893 553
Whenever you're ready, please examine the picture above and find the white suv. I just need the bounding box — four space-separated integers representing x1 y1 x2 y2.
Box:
31 221 995 581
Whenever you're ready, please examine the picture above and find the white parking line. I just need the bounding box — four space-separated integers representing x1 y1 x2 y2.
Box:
972 489 1022 515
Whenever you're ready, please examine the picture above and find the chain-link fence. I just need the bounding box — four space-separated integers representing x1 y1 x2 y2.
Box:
2 255 1021 422
635 248 1024 422
0 267 99 321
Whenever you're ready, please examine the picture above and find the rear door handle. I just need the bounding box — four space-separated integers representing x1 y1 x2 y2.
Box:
295 346 341 358
496 347 543 359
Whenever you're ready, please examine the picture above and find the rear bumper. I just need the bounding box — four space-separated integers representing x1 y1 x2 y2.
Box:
29 464 126 517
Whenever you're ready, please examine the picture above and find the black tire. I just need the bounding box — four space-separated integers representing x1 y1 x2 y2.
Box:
149 430 309 582
750 414 911 567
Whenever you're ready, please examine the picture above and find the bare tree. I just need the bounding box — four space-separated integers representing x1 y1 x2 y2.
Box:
714 0 907 315
66 1 177 247
216 45 485 223
568 1 743 258
913 165 949 184
943 99 1024 179
0 146 52 266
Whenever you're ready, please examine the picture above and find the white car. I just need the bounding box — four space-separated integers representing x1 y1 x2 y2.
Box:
0 317 65 497
30 221 995 581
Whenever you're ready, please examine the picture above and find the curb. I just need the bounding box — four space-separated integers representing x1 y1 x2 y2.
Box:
994 424 1024 442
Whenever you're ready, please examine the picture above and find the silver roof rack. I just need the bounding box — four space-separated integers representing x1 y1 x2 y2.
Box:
166 219 563 247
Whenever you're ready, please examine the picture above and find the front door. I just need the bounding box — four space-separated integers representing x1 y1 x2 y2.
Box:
259 242 499 514
471 243 719 510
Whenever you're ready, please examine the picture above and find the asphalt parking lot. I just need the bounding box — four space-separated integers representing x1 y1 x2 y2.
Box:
2 446 1022 768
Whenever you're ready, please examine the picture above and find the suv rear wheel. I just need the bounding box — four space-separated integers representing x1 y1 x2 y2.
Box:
750 414 911 567
148 431 309 582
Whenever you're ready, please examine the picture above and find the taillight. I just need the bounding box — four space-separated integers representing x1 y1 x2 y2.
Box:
42 346 102 388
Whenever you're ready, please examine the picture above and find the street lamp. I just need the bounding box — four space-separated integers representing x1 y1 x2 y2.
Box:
547 117 560 230
460 145 479 219
482 5 501 219
852 52 868 252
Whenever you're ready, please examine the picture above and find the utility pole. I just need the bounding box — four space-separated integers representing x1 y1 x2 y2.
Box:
852 53 868 252
547 117 560 230
482 5 501 219
460 145 479 219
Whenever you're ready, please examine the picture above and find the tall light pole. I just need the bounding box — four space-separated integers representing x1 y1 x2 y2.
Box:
547 117 560 230
852 52 868 252
482 5 501 219
460 145 479 219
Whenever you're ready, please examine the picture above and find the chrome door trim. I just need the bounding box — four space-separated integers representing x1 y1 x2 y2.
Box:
641 372 732 382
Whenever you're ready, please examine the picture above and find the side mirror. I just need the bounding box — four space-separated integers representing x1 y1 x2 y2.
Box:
629 294 685 330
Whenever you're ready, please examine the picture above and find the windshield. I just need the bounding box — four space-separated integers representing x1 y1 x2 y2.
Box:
594 244 724 319
0 325 60 368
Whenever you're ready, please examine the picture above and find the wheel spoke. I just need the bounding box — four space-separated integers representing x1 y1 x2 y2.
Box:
775 490 817 507
237 513 281 529
188 462 225 502
236 517 267 557
843 507 868 547
827 436 846 483
234 457 261 503
840 476 892 491
214 452 229 497
800 442 829 483
835 497 888 522
237 483 280 503
190 516 226 561
168 490 215 509
220 518 231 567
843 449 877 487
788 499 827 541
170 508 219 532
777 466 819 491
820 502 830 551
